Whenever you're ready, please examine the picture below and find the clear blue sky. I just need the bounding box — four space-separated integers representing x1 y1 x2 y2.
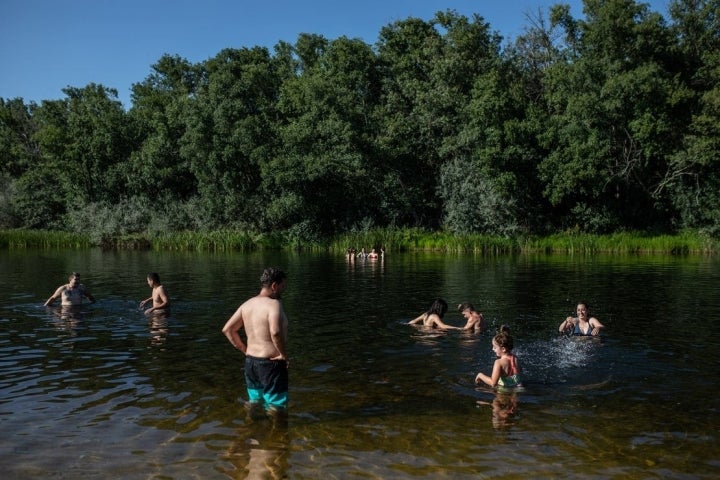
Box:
1 0 668 108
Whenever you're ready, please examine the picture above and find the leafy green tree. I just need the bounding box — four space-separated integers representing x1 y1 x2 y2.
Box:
0 98 43 227
539 0 684 232
128 54 200 201
181 47 281 228
36 84 132 206
375 11 502 228
266 35 382 238
0 98 41 177
665 0 720 232
439 156 519 235
374 15 449 227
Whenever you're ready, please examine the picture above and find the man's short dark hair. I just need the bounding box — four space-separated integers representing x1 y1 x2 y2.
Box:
260 267 287 287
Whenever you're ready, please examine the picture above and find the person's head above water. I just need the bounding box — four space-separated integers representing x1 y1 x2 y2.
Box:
427 298 448 317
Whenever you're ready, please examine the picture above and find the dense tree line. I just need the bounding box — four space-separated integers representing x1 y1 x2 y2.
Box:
1 0 718 242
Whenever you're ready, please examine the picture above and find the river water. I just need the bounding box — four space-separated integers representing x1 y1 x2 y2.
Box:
1 249 719 478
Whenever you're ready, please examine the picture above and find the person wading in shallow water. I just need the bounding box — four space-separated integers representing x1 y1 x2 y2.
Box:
139 272 170 316
457 302 487 332
222 267 290 418
44 272 95 306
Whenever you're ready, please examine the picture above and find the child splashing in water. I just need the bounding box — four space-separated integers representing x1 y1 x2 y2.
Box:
475 326 523 389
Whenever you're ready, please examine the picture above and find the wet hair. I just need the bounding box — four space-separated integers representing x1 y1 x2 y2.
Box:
457 302 475 312
68 272 80 281
147 272 161 284
260 267 287 287
494 325 514 351
427 298 448 318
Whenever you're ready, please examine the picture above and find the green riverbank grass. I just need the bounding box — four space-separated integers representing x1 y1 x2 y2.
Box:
330 228 516 253
0 229 91 249
1 229 716 254
518 231 713 254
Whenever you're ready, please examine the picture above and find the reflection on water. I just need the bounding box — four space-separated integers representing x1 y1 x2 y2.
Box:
46 305 86 335
477 391 519 430
148 311 170 346
1 250 719 478
222 422 290 479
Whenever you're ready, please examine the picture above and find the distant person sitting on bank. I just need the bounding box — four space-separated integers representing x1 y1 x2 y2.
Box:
140 272 171 316
559 302 604 336
44 272 95 306
409 298 462 330
457 302 487 332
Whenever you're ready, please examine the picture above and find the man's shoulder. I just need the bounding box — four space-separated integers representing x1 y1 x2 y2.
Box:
242 294 281 308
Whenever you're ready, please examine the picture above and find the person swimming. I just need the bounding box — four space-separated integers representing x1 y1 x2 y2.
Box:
559 302 604 336
408 298 462 330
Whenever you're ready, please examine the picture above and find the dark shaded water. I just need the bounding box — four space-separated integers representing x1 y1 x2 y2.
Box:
1 249 719 478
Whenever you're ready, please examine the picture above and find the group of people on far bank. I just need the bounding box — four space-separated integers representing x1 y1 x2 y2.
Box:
408 297 605 391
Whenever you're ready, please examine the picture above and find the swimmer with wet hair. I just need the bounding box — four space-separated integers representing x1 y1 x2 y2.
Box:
559 302 604 336
409 298 462 330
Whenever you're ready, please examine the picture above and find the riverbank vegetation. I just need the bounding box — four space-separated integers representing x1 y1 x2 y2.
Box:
1 228 716 254
2 1 719 244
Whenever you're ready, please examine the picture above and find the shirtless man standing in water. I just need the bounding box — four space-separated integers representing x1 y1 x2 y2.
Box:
44 272 95 306
222 267 289 416
140 272 170 316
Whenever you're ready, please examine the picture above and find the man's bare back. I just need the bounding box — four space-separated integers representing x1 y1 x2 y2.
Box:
222 271 288 361
221 267 290 414
234 295 288 359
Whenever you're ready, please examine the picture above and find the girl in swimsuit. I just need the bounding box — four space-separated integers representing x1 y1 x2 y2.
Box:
559 302 604 336
475 326 522 388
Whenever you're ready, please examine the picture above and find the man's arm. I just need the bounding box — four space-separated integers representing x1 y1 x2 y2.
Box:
44 286 63 306
222 307 247 353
